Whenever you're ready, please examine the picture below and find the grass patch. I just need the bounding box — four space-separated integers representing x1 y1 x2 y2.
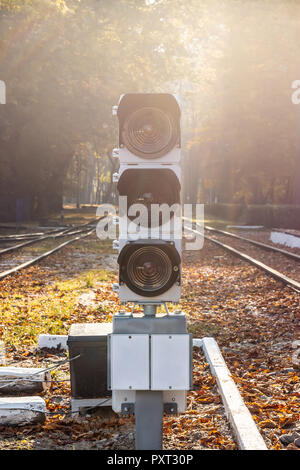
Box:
188 320 221 337
0 269 114 349
22 238 68 254
80 238 115 255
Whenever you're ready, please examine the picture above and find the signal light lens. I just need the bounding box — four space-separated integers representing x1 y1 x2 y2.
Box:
118 169 181 228
118 242 180 297
122 107 178 158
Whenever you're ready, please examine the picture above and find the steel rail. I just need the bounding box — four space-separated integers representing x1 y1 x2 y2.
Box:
0 229 95 281
0 227 66 242
184 226 300 294
0 217 99 243
0 225 94 257
204 225 300 262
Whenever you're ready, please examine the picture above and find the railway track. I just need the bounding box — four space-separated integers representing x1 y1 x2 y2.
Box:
0 226 93 257
184 224 300 294
0 220 100 282
0 228 65 243
204 225 300 262
0 217 101 244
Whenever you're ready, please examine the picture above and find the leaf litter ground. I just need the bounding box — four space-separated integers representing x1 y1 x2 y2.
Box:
0 234 299 450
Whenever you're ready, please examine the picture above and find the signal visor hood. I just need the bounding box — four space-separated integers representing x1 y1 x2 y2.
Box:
117 93 181 121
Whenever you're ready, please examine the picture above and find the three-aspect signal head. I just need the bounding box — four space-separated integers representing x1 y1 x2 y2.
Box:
113 93 182 303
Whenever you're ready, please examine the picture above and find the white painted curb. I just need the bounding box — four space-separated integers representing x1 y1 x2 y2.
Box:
0 366 50 393
201 337 267 450
0 396 46 426
192 338 203 348
38 334 68 350
270 231 300 249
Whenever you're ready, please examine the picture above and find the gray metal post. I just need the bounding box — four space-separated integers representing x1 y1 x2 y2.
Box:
135 391 163 450
143 304 157 316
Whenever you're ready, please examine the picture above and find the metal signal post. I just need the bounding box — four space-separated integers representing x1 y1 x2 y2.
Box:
108 93 192 450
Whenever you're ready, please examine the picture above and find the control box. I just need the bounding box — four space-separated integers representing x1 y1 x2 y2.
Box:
67 323 112 399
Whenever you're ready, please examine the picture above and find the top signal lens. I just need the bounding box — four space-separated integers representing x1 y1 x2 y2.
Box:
122 107 178 158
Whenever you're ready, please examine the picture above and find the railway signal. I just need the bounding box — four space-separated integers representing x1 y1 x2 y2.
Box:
114 93 182 303
109 93 192 450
